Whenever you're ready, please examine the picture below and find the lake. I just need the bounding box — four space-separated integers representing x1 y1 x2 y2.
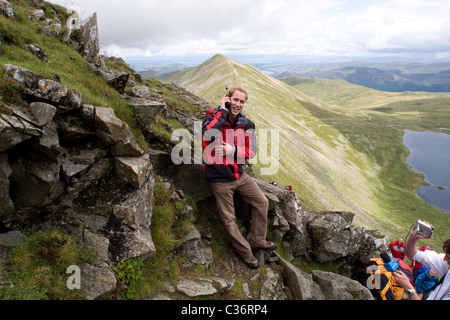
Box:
403 130 450 213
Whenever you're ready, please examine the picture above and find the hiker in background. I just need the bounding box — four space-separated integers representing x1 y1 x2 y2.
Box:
285 185 293 192
414 267 439 300
389 237 405 260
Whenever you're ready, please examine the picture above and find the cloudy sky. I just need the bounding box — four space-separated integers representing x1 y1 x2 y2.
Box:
48 0 450 62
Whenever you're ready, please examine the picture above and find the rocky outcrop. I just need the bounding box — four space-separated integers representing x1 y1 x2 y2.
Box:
77 13 100 62
88 63 130 94
164 162 387 267
0 64 154 299
61 11 100 62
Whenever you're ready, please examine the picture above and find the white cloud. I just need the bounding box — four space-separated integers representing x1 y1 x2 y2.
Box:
48 0 450 60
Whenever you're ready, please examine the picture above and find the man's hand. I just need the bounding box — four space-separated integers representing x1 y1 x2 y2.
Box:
220 95 231 110
393 270 413 289
215 142 235 157
393 270 420 300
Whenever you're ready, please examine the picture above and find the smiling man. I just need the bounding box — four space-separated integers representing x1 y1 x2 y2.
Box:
201 87 275 269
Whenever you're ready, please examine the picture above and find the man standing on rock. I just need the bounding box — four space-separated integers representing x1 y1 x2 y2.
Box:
202 87 275 269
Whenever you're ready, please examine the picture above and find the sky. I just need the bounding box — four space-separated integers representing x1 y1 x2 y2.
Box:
48 0 450 62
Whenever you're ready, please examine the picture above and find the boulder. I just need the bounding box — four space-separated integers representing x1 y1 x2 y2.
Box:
115 154 151 189
0 153 14 217
28 9 45 21
70 159 156 263
126 96 166 131
60 148 107 180
176 224 212 268
77 13 100 61
0 230 25 248
80 263 117 300
110 122 144 157
260 267 288 300
166 163 213 201
311 270 374 300
176 276 233 298
40 15 62 37
0 117 32 152
277 254 325 300
29 102 57 126
308 211 365 262
94 107 143 156
0 111 42 137
131 85 150 98
176 278 217 298
108 227 156 262
2 64 81 108
9 156 66 208
0 0 15 18
89 64 129 94
94 106 126 144
26 43 48 62
32 121 63 160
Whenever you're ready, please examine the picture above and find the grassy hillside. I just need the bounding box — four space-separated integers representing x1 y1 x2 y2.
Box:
0 0 140 134
172 55 450 249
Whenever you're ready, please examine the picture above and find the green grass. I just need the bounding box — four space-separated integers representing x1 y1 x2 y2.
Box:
0 230 95 300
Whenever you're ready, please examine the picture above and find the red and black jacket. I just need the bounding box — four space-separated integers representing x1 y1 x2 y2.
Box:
202 106 257 181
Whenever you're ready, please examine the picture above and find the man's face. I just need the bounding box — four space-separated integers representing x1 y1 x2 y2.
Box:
229 91 246 120
444 252 450 268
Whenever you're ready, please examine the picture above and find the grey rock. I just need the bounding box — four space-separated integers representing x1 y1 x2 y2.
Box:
0 153 14 217
77 13 100 61
176 278 218 298
0 0 15 18
126 96 165 131
29 102 57 126
0 117 32 152
9 156 66 208
80 264 117 300
115 154 151 189
311 270 374 300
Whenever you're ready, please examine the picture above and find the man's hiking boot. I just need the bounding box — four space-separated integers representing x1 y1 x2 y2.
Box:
251 241 277 252
241 256 260 269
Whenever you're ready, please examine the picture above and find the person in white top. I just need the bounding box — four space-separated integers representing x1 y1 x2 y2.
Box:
393 223 449 300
